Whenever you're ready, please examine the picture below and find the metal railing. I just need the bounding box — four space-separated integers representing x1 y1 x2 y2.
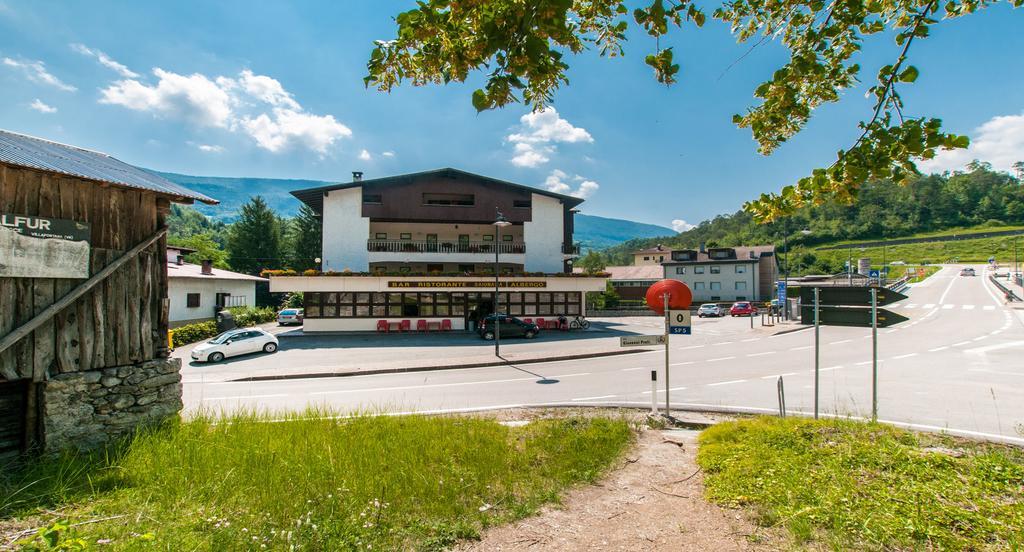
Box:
366 239 526 254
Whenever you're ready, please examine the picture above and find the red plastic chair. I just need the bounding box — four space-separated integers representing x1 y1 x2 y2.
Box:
441 319 452 331
399 320 411 332
376 320 389 333
416 319 428 332
535 318 546 330
524 318 533 325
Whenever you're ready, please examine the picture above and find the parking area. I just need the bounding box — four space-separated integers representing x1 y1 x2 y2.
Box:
174 314 780 383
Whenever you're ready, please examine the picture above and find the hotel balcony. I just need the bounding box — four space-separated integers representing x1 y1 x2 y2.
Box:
366 239 526 266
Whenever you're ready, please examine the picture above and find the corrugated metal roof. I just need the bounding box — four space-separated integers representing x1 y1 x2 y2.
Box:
0 129 217 204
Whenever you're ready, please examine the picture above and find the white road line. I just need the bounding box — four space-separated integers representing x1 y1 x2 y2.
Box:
790 345 812 351
952 341 972 347
962 304 975 310
309 372 592 395
965 340 1024 354
942 304 955 310
746 351 775 357
983 305 996 311
620 367 649 372
891 353 918 360
972 336 986 341
572 395 616 401
203 394 288 401
670 361 695 366
741 338 761 342
829 339 852 345
760 372 798 379
928 346 949 352
905 304 917 309
708 379 747 386
854 360 871 366
922 303 935 309
707 356 736 362
679 345 705 350
713 341 735 346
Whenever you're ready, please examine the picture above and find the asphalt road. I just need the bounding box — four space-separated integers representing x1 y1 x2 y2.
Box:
183 265 1024 443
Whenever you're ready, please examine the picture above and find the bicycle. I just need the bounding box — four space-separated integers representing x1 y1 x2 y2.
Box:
568 315 590 330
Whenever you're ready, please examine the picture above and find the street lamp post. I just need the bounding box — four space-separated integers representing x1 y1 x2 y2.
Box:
493 210 512 357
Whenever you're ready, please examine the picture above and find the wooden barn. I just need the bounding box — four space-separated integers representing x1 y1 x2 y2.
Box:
0 129 216 461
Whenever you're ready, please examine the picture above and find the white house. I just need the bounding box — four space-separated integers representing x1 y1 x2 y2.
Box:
663 244 778 303
166 245 266 327
270 168 607 332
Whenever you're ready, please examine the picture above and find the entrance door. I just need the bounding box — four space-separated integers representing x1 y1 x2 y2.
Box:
465 294 494 331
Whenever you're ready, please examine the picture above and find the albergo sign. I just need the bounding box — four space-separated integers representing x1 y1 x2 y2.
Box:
387 280 547 289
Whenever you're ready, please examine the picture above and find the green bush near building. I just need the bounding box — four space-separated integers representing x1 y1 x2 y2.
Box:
169 306 279 348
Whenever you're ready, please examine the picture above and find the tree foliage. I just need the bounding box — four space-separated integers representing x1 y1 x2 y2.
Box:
169 233 230 269
366 0 1021 221
285 204 323 271
227 196 283 275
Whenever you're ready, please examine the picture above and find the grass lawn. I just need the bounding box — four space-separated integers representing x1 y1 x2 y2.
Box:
812 233 1024 267
697 417 1024 550
2 412 633 550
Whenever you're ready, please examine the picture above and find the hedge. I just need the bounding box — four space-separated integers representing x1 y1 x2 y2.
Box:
169 306 278 349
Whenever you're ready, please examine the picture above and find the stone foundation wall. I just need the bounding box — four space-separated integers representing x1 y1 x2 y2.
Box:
43 358 182 451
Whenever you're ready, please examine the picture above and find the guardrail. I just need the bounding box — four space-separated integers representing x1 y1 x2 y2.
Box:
989 275 1021 302
886 276 911 293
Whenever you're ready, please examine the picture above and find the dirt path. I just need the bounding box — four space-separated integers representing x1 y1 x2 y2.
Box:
458 428 775 551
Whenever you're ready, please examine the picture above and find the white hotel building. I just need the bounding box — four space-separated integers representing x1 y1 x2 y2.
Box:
269 168 607 332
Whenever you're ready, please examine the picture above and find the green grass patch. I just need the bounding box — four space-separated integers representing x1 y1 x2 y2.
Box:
697 417 1024 550
812 233 1024 267
2 411 633 550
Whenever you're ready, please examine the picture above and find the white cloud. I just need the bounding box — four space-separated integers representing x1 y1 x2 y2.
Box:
2 57 76 91
671 219 695 232
381 150 395 158
544 169 599 199
918 111 1024 174
99 67 351 154
29 99 56 113
358 149 372 161
506 107 592 167
70 43 138 78
196 144 224 153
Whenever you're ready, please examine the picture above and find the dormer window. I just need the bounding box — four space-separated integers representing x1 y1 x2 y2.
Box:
423 193 474 206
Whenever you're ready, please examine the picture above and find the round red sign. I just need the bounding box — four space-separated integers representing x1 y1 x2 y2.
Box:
645 279 693 314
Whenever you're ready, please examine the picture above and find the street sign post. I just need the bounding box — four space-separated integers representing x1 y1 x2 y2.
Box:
668 310 691 334
619 335 666 347
777 280 787 319
798 306 909 328
799 286 907 307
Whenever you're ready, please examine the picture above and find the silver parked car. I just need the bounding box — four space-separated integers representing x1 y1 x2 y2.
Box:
277 308 304 325
697 303 723 317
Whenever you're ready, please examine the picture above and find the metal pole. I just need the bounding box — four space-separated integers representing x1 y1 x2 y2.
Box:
814 286 820 420
777 376 786 418
871 287 878 422
783 232 789 321
651 370 658 414
494 222 500 357
663 293 670 418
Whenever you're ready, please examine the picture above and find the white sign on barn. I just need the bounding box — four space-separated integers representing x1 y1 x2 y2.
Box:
0 214 91 278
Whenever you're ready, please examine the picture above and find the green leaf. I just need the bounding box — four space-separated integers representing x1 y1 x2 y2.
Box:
471 89 489 112
898 66 919 83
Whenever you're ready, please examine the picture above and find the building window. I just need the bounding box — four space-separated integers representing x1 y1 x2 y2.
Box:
735 265 746 273
423 192 474 206
736 281 747 290
400 233 412 240
658 256 664 261
710 296 721 301
675 267 686 275
302 291 583 319
643 256 650 261
362 193 382 204
502 234 513 241
710 265 721 274
737 296 747 301
693 282 706 290
375 232 387 240
482 234 494 242
694 266 705 274
458 264 474 273
513 199 531 208
186 293 200 308
710 282 722 291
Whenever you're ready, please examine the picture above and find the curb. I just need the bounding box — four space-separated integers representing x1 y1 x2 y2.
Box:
230 348 650 382
764 325 812 336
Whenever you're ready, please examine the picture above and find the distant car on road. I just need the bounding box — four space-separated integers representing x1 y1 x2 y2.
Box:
960 268 976 276
191 327 279 363
729 302 757 317
697 304 723 318
278 308 304 325
477 314 539 340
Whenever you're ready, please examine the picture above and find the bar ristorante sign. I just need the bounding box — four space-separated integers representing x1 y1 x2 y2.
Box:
387 280 547 289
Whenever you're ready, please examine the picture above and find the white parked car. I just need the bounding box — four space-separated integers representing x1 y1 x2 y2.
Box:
277 308 304 325
191 328 279 363
697 303 723 317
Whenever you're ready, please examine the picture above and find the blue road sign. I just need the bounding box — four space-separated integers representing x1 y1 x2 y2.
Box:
869 269 880 278
668 310 691 335
777 280 787 302
669 326 691 335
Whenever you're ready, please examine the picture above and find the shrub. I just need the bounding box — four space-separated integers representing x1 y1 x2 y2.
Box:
169 321 218 348
227 306 277 327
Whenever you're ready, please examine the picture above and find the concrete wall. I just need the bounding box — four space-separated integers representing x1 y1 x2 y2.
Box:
665 261 761 302
523 193 564 273
168 278 257 326
322 187 370 271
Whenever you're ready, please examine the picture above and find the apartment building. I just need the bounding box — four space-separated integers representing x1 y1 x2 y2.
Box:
632 244 673 266
270 168 607 332
663 244 777 302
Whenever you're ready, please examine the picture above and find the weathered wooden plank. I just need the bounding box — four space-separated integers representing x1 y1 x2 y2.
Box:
54 178 81 373
76 182 94 371
155 198 170 357
31 175 58 381
139 251 154 360
91 250 106 368
0 164 16 212
0 278 17 380
126 254 142 363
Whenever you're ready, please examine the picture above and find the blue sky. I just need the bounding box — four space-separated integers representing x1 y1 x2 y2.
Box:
1 1 1021 230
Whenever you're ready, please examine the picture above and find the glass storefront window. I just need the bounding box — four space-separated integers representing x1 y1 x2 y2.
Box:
372 305 386 317
339 306 354 317
539 304 552 315
567 304 580 314
356 293 370 304
323 304 338 317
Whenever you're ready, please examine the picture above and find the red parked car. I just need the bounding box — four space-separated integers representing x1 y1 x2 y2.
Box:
729 302 757 317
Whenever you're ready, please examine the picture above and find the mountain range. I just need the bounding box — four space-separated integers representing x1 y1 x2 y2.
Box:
156 171 676 250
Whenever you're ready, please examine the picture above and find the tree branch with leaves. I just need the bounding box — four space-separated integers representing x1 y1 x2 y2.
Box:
365 0 1019 222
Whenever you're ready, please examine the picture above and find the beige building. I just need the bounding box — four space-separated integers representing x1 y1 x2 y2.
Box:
632 244 673 266
662 245 777 303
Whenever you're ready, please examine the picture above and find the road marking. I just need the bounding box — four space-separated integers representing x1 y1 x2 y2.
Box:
572 395 616 401
679 345 705 350
746 351 775 357
707 356 736 362
983 305 995 311
972 336 986 341
965 340 1024 355
642 387 687 394
829 339 852 345
962 304 975 310
741 338 761 342
713 341 735 346
905 304 917 309
942 304 955 310
854 361 871 366
620 367 649 372
670 361 695 366
820 365 843 372
790 345 813 351
760 372 798 379
885 329 898 334
952 341 972 347
928 346 949 352
203 394 288 401
708 379 747 386
967 368 1024 376
922 303 935 309
309 372 592 395
891 353 918 360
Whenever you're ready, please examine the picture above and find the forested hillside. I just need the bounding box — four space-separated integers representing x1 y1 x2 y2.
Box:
599 165 1023 266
